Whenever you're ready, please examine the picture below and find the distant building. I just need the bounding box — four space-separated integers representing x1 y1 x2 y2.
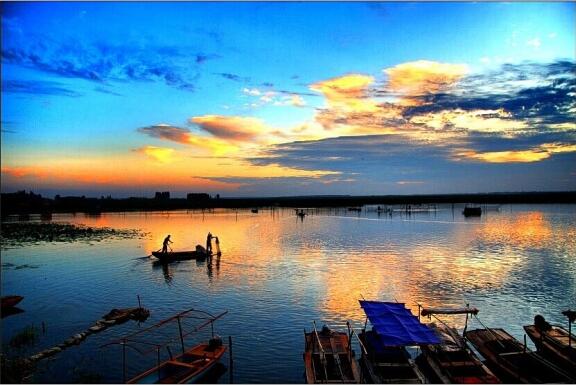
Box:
187 193 210 201
155 191 170 200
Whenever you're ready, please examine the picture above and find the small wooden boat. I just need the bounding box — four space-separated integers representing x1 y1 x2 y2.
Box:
103 308 228 384
358 330 426 383
465 328 573 383
303 322 361 383
418 305 499 383
152 245 212 262
420 323 500 383
524 312 576 374
127 338 226 384
357 301 439 383
1 295 24 309
462 206 482 217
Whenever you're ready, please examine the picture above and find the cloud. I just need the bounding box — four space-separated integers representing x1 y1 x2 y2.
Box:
214 72 251 82
2 80 82 97
310 74 378 112
383 60 468 105
137 124 239 155
454 142 576 163
190 115 276 143
1 24 213 91
133 146 176 163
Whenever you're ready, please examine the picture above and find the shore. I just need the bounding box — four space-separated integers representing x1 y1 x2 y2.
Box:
2 191 575 217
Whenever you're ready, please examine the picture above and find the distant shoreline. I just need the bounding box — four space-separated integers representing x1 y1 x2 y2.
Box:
1 190 575 216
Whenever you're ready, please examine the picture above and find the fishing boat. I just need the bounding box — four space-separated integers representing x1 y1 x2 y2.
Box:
523 311 576 374
1 295 24 309
462 206 482 217
465 327 573 383
152 242 221 262
356 300 439 383
418 306 500 383
303 322 361 383
103 308 229 384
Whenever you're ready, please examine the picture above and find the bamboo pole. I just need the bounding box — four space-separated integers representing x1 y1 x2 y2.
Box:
229 336 234 384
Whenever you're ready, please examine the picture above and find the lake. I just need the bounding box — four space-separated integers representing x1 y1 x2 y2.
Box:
2 204 575 383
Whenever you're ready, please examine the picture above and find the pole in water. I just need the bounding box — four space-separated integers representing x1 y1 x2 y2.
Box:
229 336 234 384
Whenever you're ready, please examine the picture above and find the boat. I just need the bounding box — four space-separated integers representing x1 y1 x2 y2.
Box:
465 327 573 383
357 300 439 383
523 311 576 374
303 322 361 383
103 308 228 384
418 306 500 383
251 208 258 213
347 207 362 212
1 295 24 309
151 245 215 262
462 206 482 217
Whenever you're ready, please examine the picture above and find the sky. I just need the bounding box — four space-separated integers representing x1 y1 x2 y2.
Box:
1 1 575 198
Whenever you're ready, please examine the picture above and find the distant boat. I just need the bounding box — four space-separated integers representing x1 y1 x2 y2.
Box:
303 322 361 383
251 208 259 213
465 327 573 383
347 207 362 212
523 311 576 375
462 206 482 217
1 295 23 309
418 306 500 383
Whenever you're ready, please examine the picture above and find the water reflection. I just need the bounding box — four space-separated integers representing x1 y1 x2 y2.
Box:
2 205 575 383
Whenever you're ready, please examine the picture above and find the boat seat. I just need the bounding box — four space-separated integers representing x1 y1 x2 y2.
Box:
375 362 411 367
439 361 479 367
167 360 196 368
498 351 525 357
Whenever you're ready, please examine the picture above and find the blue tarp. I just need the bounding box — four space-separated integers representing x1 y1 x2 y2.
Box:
359 300 441 346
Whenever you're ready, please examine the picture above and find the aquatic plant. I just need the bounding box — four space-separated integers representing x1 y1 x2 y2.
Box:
9 325 38 349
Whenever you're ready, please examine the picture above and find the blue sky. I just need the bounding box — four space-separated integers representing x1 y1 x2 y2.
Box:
1 2 575 197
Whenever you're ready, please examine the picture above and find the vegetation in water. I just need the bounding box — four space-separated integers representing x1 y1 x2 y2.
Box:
9 325 39 349
0 222 147 248
1 355 35 384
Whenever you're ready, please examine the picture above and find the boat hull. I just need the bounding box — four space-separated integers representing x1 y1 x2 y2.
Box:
303 329 361 383
465 328 573 383
127 343 226 384
151 251 210 262
524 324 576 375
1 295 24 309
358 331 425 384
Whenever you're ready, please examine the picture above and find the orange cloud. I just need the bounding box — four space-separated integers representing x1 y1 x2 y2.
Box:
384 60 468 105
410 108 528 135
454 142 576 163
134 146 175 163
310 74 378 112
190 115 274 143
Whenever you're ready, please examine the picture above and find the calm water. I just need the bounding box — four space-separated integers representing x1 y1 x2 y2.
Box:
2 204 575 383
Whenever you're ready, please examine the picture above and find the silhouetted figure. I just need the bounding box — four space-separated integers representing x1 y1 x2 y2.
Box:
162 234 173 253
206 232 213 255
534 314 552 332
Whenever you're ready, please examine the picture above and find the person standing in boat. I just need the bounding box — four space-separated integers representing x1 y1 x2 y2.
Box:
206 232 213 255
162 234 173 253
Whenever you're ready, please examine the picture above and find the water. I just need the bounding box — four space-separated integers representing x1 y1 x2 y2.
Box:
2 204 575 383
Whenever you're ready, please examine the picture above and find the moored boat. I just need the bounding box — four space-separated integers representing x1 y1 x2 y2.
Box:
462 206 482 217
103 308 229 384
357 300 439 383
524 311 576 375
303 322 361 383
1 295 24 309
127 338 226 384
465 327 573 383
418 306 500 383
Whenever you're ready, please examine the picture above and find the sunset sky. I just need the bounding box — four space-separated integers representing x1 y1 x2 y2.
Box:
2 2 575 197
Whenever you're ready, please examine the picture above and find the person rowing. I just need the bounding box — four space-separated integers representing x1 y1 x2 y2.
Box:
161 234 173 253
